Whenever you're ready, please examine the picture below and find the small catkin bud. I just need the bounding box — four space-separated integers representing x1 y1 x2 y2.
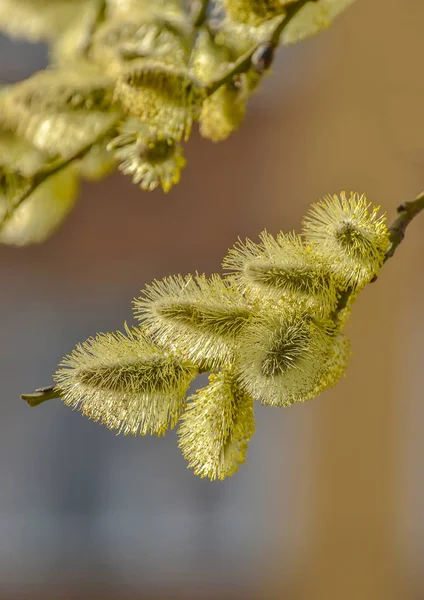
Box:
223 231 338 314
302 192 390 289
54 327 198 436
114 61 205 141
107 119 185 192
178 370 256 481
133 274 254 369
235 309 337 406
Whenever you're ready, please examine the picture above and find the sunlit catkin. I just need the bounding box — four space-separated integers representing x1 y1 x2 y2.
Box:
302 192 390 289
54 327 198 436
223 231 338 314
236 309 336 406
134 274 254 369
178 370 256 480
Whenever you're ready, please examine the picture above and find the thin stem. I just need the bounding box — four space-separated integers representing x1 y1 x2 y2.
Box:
335 190 424 313
21 386 61 407
205 0 317 95
0 123 118 233
385 190 424 260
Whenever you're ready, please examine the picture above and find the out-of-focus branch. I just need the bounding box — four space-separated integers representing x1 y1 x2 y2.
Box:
205 0 318 95
0 124 118 233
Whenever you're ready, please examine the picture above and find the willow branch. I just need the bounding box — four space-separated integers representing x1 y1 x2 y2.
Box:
205 0 317 95
21 190 424 405
385 191 424 260
0 123 118 232
21 386 61 407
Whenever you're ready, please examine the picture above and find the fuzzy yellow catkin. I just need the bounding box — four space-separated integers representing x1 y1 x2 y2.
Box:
302 191 390 289
54 327 198 436
235 309 339 406
178 370 256 480
223 230 339 315
134 274 254 369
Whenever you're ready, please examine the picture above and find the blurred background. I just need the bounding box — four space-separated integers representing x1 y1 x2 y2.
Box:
1 0 424 598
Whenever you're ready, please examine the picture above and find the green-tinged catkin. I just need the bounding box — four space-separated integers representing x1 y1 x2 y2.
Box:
54 327 198 436
178 370 256 480
223 231 338 315
134 274 254 369
235 308 338 406
302 192 390 289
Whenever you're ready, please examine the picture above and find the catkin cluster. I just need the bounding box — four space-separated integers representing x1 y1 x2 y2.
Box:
52 192 390 480
0 0 355 245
